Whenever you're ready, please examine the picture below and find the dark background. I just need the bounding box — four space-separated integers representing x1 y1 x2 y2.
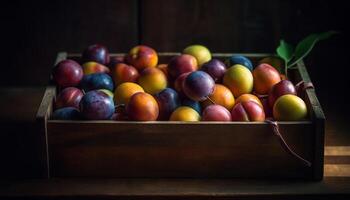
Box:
1 0 348 108
0 0 349 178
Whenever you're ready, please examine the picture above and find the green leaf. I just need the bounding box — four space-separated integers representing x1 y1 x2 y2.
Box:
276 40 294 63
288 31 338 67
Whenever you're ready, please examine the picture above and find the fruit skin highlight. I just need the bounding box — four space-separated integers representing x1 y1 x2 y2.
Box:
111 63 139 86
168 54 198 79
201 59 227 82
268 80 296 108
55 87 83 110
52 59 83 88
273 94 308 121
169 106 200 121
223 64 253 98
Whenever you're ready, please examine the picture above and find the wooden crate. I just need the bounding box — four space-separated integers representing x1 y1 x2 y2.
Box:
36 52 325 180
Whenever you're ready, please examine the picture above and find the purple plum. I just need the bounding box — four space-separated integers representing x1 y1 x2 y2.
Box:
52 107 80 120
183 71 215 101
80 90 115 120
155 88 181 120
55 87 83 110
52 59 83 87
80 73 114 92
201 59 227 82
82 44 110 65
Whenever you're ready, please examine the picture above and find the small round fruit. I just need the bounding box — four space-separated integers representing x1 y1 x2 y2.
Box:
52 107 80 120
181 97 202 114
202 84 235 110
82 44 110 65
201 59 227 82
155 88 181 120
168 54 198 79
82 61 110 75
225 55 253 71
268 80 296 108
273 94 307 121
138 67 167 95
127 92 159 121
258 56 284 73
231 101 265 122
235 94 262 108
169 106 200 121
111 63 139 86
174 72 190 93
183 71 215 101
126 45 158 71
253 63 281 95
114 82 144 105
202 105 232 121
55 87 83 109
223 64 253 97
183 44 211 66
80 73 114 92
52 59 83 87
79 90 115 120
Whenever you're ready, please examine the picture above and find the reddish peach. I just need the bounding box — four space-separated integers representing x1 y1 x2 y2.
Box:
202 84 235 110
174 72 190 93
231 101 265 122
126 45 158 71
168 54 198 79
235 94 262 108
111 63 139 86
126 92 159 121
253 63 281 95
202 105 232 121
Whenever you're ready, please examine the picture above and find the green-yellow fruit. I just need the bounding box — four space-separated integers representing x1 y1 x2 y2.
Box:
223 64 253 97
183 44 211 67
273 94 308 121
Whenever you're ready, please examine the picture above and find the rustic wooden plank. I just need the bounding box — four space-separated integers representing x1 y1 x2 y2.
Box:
47 121 314 178
326 147 350 156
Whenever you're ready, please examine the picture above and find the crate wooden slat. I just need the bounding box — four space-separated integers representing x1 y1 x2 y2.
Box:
37 52 325 180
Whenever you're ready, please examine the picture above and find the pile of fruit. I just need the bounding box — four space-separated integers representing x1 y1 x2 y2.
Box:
51 44 308 121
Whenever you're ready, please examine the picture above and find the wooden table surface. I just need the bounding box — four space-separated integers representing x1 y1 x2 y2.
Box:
1 87 350 199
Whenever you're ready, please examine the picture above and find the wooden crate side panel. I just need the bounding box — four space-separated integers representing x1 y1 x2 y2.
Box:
47 122 314 178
